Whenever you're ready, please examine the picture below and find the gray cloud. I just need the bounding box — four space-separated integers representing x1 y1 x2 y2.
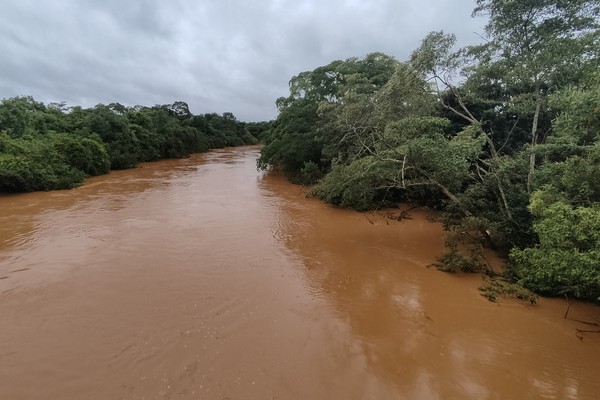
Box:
0 0 485 121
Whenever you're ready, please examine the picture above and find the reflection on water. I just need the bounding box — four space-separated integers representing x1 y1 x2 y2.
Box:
0 146 598 400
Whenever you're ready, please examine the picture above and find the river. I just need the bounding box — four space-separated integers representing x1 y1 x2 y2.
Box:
0 146 598 400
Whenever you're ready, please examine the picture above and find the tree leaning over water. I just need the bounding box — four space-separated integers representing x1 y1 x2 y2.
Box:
259 0 600 301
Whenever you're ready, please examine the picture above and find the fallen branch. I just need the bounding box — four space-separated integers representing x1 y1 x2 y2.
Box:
563 294 599 325
564 294 572 319
576 328 600 334
386 205 420 221
563 294 600 340
571 320 600 327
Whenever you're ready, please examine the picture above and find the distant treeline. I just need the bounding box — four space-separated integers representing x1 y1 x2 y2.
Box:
258 0 600 301
0 97 268 192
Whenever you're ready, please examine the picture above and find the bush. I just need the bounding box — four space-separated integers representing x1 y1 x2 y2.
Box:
0 133 87 191
0 151 85 192
511 247 600 300
50 133 110 176
312 156 399 211
299 161 324 185
0 154 36 191
509 192 600 301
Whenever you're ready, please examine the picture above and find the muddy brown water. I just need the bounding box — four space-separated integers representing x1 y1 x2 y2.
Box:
0 146 599 400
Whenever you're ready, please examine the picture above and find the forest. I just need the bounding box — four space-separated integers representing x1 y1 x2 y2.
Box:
0 98 265 192
258 0 600 301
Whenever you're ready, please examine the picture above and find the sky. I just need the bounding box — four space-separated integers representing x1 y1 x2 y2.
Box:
0 0 487 122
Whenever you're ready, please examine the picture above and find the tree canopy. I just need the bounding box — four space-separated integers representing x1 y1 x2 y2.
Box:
0 98 266 192
259 0 600 301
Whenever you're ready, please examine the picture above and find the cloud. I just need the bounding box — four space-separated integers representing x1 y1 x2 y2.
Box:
0 0 485 121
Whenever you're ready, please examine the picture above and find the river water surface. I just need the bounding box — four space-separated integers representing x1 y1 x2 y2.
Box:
0 146 599 399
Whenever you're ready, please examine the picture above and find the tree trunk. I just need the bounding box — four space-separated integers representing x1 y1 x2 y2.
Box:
527 90 542 193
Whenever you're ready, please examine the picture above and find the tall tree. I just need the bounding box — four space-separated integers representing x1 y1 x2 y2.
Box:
259 53 399 182
472 0 600 191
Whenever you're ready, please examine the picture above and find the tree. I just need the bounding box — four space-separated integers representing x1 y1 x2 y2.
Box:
259 53 400 182
508 73 600 299
0 96 259 193
472 0 600 192
510 189 600 300
317 63 435 165
409 0 600 248
0 96 48 137
168 101 192 120
258 99 321 182
0 133 85 191
49 133 110 176
257 0 600 298
409 33 524 248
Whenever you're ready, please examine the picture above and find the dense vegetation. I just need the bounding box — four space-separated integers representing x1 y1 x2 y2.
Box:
259 0 600 301
0 98 264 191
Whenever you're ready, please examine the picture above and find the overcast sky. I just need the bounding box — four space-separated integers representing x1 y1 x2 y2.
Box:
0 0 486 121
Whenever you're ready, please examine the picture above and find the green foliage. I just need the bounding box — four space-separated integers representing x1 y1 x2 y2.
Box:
318 64 436 165
243 121 271 141
549 73 600 146
433 244 488 273
0 133 85 191
534 144 600 205
0 154 36 191
0 96 48 137
472 0 600 89
312 156 396 210
410 30 461 78
261 1 600 301
257 99 321 178
49 133 110 176
259 53 401 179
479 277 538 303
0 98 260 193
299 161 324 185
510 192 600 300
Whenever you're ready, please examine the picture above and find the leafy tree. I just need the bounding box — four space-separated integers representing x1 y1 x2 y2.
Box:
0 96 260 192
509 76 600 299
168 101 192 120
0 96 48 137
259 53 400 181
471 0 600 192
510 189 600 300
49 133 110 176
409 0 600 249
258 99 321 182
318 63 436 165
0 133 85 191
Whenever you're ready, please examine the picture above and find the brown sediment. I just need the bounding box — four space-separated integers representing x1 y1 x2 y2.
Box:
0 146 598 400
